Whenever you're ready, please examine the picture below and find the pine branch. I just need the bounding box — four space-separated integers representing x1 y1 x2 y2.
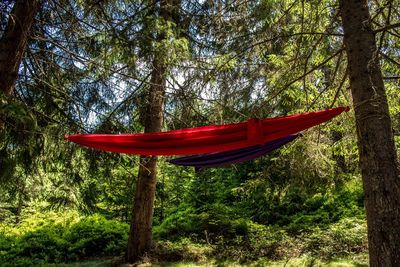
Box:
375 22 400 33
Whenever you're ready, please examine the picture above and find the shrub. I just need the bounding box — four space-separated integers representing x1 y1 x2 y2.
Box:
152 239 212 262
154 204 200 239
65 214 128 260
212 220 293 263
154 203 249 241
0 212 129 266
304 217 368 260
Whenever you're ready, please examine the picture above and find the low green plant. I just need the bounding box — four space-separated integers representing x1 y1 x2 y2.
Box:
0 211 128 266
304 217 367 260
153 239 212 262
66 214 128 260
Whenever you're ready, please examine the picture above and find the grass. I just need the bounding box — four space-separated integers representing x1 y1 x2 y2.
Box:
47 258 118 267
49 254 369 267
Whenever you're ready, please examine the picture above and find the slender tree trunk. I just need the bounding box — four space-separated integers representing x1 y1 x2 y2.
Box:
127 1 178 262
0 0 40 129
340 1 400 266
331 130 347 174
15 179 25 224
127 57 166 262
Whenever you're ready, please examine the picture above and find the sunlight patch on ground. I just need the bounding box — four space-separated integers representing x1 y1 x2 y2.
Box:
48 253 369 267
142 254 368 267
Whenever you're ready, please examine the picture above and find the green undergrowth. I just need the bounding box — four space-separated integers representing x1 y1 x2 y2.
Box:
155 254 369 267
0 210 367 266
152 217 367 264
0 211 128 266
152 180 367 263
44 254 369 267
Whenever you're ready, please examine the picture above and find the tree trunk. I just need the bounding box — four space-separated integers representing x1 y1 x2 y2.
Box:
126 57 166 262
0 0 40 130
15 178 25 224
340 1 400 266
331 130 347 174
126 0 178 262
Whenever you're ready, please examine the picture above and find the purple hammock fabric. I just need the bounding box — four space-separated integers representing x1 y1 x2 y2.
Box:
169 134 299 168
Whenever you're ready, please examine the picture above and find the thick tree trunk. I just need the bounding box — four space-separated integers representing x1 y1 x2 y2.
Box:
127 0 179 262
0 0 40 129
340 1 400 266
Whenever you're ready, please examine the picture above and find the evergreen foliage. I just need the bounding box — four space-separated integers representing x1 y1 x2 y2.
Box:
1 0 400 265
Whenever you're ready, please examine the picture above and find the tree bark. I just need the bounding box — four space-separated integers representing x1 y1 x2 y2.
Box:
127 0 179 262
0 0 40 130
340 1 400 266
126 57 166 262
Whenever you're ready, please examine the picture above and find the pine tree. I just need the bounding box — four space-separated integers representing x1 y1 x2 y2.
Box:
127 0 181 262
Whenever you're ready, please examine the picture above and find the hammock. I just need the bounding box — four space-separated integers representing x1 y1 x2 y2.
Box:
64 106 349 156
169 134 299 168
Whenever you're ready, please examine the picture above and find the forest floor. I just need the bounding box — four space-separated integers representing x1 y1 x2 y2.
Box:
52 253 369 267
0 211 369 267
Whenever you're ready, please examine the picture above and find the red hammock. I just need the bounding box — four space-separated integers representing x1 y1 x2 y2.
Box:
64 107 349 155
